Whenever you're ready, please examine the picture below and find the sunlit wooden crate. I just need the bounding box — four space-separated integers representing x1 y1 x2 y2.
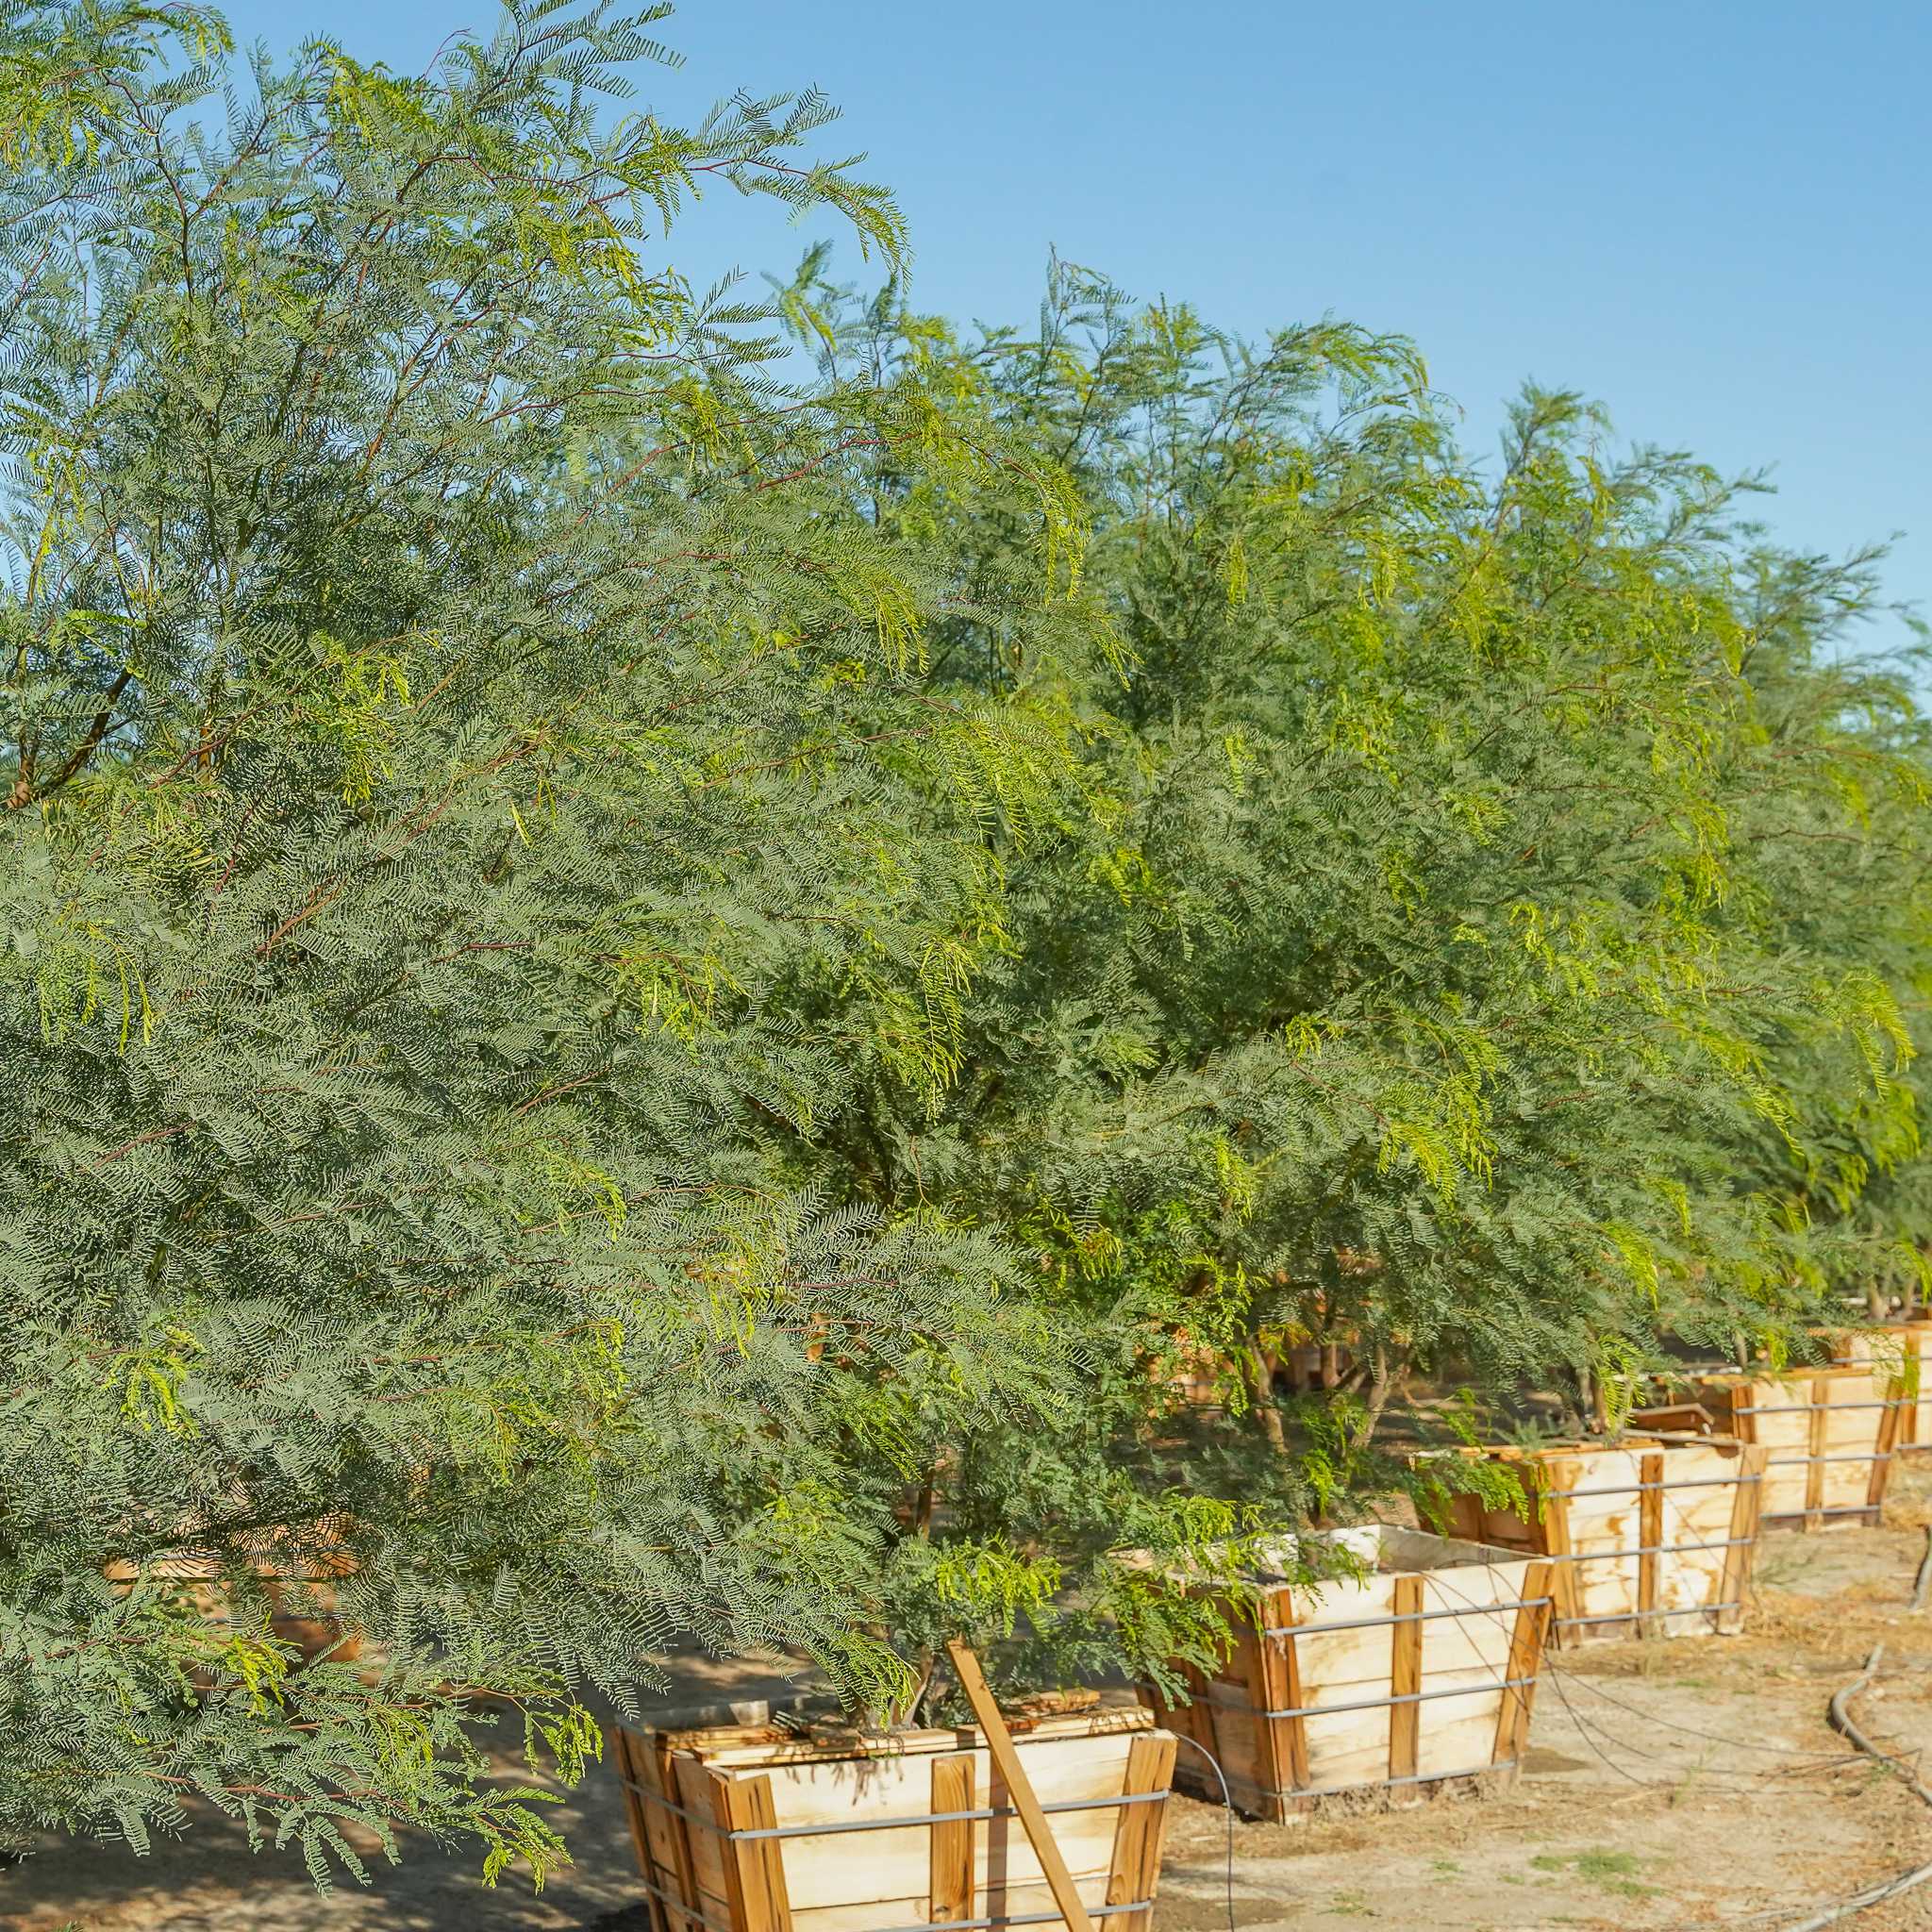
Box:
1139 1525 1552 1824
1629 1364 1906 1530
1435 1436 1767 1644
612 1707 1175 1932
1824 1321 1932 1455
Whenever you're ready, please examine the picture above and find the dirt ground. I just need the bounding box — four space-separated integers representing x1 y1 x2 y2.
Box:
15 1468 1932 1932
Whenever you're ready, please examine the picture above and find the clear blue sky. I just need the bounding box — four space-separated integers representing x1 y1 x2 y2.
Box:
220 0 1929 654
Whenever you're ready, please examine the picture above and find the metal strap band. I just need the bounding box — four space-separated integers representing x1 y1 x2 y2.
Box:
1257 1592 1551 1641
624 1872 1152 1932
1764 1452 1892 1466
1209 1758 1521 1806
1245 1673 1539 1724
1557 1602 1740 1628
1544 1535 1752 1562
885 1907 1152 1932
1730 1400 1902 1415
619 1776 1167 1840
1554 1474 1762 1499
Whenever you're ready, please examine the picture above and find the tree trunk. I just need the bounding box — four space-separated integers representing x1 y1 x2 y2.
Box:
1241 1346 1288 1453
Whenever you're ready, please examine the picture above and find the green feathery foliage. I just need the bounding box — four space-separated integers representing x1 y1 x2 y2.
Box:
8 0 1932 1892
758 253 1932 1500
0 0 1111 1883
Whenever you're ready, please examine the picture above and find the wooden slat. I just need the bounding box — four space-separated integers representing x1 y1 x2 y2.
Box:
1625 1401 1721 1436
1264 1587 1311 1797
625 1729 705 1932
1440 1491 1485 1542
1905 1331 1924 1449
1870 1381 1904 1510
946 1641 1095 1932
1387 1574 1424 1781
1638 1451 1664 1618
1101 1733 1174 1932
1718 1442 1768 1634
1175 1661 1217 1763
676 1758 728 1910
742 1774 794 1932
929 1753 974 1926
1805 1375 1831 1527
706 1772 794 1932
1156 1656 1240 1815
705 1771 753 1932
612 1730 666 1932
1724 1385 1754 1445
1232 1616 1274 1818
1538 1476 1582 1634
1491 1560 1554 1766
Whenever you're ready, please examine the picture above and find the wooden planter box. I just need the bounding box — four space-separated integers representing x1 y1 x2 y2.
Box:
1162 1341 1257 1412
1629 1364 1906 1529
1435 1438 1767 1645
613 1707 1176 1932
1138 1525 1553 1824
102 1536 361 1662
1160 1338 1291 1415
1825 1322 1932 1454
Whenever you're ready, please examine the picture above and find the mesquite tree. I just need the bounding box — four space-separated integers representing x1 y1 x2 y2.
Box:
764 256 1932 1482
8 0 1930 1895
0 0 1193 1885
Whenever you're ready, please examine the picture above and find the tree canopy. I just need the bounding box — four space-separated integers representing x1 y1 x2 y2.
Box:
0 0 1106 1883
765 251 1932 1476
3 0 1929 1897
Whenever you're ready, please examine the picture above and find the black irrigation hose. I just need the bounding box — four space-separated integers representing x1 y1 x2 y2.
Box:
1770 1533 1932 1931
1910 1524 1932 1613
1775 1643 1932 1932
1169 1734 1238 1932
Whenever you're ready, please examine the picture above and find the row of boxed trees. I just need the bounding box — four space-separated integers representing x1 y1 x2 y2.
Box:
3 0 1927 1888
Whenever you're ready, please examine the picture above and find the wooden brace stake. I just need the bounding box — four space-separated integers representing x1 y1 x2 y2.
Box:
946 1640 1096 1932
1388 1574 1424 1780
1806 1375 1831 1525
1638 1451 1664 1618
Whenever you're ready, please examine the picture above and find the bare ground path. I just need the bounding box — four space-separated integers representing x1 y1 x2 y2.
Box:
15 1468 1932 1932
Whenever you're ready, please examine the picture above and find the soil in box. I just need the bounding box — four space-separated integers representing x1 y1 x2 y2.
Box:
612 1706 1176 1932
1139 1525 1553 1824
